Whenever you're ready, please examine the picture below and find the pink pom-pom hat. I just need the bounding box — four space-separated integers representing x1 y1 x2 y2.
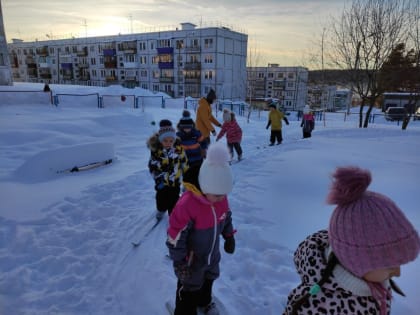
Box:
327 166 420 277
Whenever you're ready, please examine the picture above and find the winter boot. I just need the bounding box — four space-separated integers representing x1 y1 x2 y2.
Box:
155 210 165 220
201 302 219 315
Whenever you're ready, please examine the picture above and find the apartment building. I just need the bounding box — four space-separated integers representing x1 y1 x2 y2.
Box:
7 22 247 99
0 1 12 85
307 85 337 111
247 64 308 111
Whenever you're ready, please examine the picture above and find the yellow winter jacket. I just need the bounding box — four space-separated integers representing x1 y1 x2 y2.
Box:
268 109 286 130
195 97 221 138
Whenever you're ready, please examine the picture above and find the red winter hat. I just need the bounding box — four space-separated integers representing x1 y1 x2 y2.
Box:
327 166 420 277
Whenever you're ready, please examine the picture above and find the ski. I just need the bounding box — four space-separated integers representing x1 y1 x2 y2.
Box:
131 217 163 247
230 158 245 165
57 158 113 174
165 300 174 315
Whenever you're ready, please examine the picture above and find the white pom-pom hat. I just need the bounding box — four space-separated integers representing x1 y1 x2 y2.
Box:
198 142 233 194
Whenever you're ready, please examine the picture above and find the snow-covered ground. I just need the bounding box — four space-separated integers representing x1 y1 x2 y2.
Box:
0 83 419 315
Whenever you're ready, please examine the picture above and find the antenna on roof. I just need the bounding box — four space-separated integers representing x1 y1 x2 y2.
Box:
82 19 88 38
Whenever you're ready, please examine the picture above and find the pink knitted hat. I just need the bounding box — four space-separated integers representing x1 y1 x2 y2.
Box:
327 166 420 277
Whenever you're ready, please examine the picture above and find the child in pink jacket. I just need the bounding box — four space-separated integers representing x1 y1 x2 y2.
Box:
166 142 236 315
216 109 243 161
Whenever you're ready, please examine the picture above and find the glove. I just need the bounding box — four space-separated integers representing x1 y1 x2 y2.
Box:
284 118 290 125
155 182 165 190
224 236 235 254
265 126 269 130
174 262 192 282
211 130 217 136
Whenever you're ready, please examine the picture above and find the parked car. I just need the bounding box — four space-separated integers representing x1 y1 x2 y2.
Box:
414 107 420 121
385 107 407 121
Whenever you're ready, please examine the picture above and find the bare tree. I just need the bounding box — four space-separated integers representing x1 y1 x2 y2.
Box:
329 0 412 127
245 37 263 122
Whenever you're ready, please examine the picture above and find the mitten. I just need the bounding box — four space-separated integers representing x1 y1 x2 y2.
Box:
155 182 165 190
224 236 235 254
211 130 217 136
284 117 290 125
174 262 192 282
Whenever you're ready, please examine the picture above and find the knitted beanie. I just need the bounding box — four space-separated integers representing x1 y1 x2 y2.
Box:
206 89 216 104
178 110 195 129
303 105 311 114
158 119 176 142
327 166 420 277
198 142 233 195
222 108 231 123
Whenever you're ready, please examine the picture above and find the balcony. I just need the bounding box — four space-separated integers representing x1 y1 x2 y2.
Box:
104 61 117 68
184 62 201 70
27 68 37 77
79 74 91 81
159 77 174 83
36 46 49 56
158 61 174 69
157 47 174 54
185 46 200 53
106 76 117 82
184 77 201 83
123 62 139 68
103 48 116 56
40 73 52 79
120 41 137 54
25 56 36 65
77 47 88 56
60 63 73 70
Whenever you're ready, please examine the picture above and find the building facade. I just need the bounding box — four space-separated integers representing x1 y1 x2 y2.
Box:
0 1 12 85
7 22 247 99
246 64 308 111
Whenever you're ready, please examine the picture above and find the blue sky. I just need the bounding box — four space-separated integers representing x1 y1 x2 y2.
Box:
2 0 347 67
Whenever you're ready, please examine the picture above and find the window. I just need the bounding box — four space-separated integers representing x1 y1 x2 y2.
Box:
139 56 147 64
204 70 213 80
140 70 147 77
153 70 160 78
204 38 213 48
91 58 96 65
153 84 159 92
125 55 136 62
0 54 4 66
139 42 147 51
176 40 184 49
258 73 265 78
277 73 284 79
141 83 148 89
268 73 274 78
158 39 171 48
152 56 159 64
204 55 213 63
288 73 294 79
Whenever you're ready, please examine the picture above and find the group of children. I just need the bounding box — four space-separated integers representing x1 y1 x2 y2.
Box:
147 92 419 315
